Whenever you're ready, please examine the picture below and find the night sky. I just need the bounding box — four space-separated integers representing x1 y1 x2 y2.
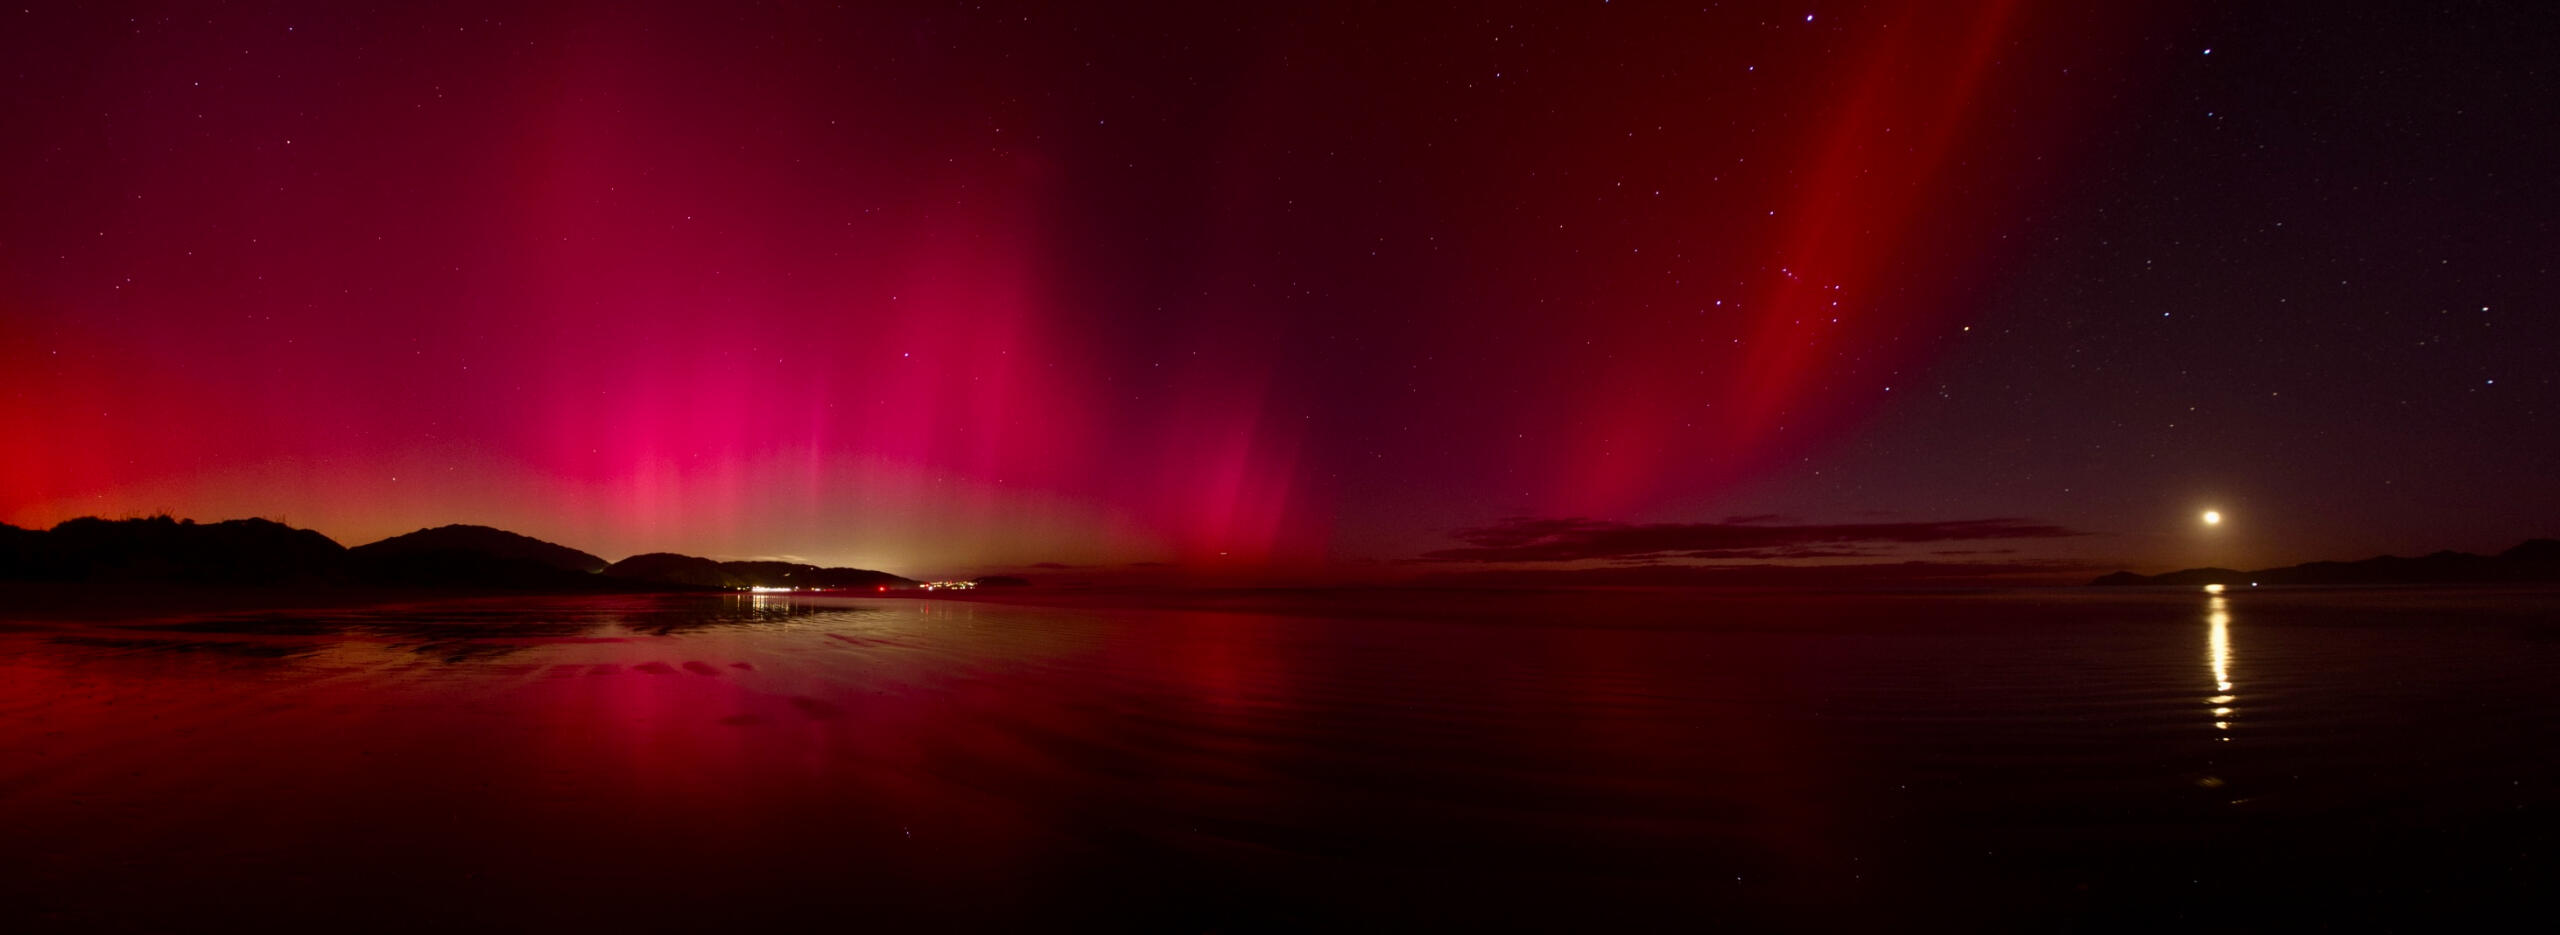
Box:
5 1 2554 580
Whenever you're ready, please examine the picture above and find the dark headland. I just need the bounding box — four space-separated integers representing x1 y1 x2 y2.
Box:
2093 539 2560 587
0 516 915 610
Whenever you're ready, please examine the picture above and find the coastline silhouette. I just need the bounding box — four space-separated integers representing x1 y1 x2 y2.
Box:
2092 539 2560 587
0 515 915 594
11 513 2556 595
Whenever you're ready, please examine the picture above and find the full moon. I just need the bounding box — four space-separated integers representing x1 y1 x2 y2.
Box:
2202 510 2223 525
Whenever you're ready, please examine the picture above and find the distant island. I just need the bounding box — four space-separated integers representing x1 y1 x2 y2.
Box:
2092 539 2560 587
0 516 920 594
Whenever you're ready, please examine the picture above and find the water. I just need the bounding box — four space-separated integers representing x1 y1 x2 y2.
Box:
3 588 2555 930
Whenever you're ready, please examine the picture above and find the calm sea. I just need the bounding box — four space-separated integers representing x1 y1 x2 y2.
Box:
3 588 2555 930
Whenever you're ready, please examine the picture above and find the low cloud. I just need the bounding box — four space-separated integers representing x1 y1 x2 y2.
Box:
1423 516 2085 563
1675 547 1879 560
1720 513 1793 525
1412 560 2092 588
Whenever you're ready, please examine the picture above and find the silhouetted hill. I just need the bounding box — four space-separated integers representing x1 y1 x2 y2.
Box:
726 561 913 590
605 553 914 590
0 522 43 571
973 575 1031 588
603 553 744 588
2503 538 2560 563
0 515 915 597
2090 566 2248 587
0 516 344 585
346 524 615 589
2093 540 2560 586
351 525 607 572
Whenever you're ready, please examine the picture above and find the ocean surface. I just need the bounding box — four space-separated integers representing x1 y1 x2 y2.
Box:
3 587 2555 930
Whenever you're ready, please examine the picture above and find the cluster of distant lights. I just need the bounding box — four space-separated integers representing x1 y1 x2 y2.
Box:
738 582 980 593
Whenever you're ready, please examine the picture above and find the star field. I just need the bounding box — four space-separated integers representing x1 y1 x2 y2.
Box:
3 0 2553 576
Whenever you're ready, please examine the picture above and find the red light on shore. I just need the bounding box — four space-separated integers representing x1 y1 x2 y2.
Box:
877 585 888 592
